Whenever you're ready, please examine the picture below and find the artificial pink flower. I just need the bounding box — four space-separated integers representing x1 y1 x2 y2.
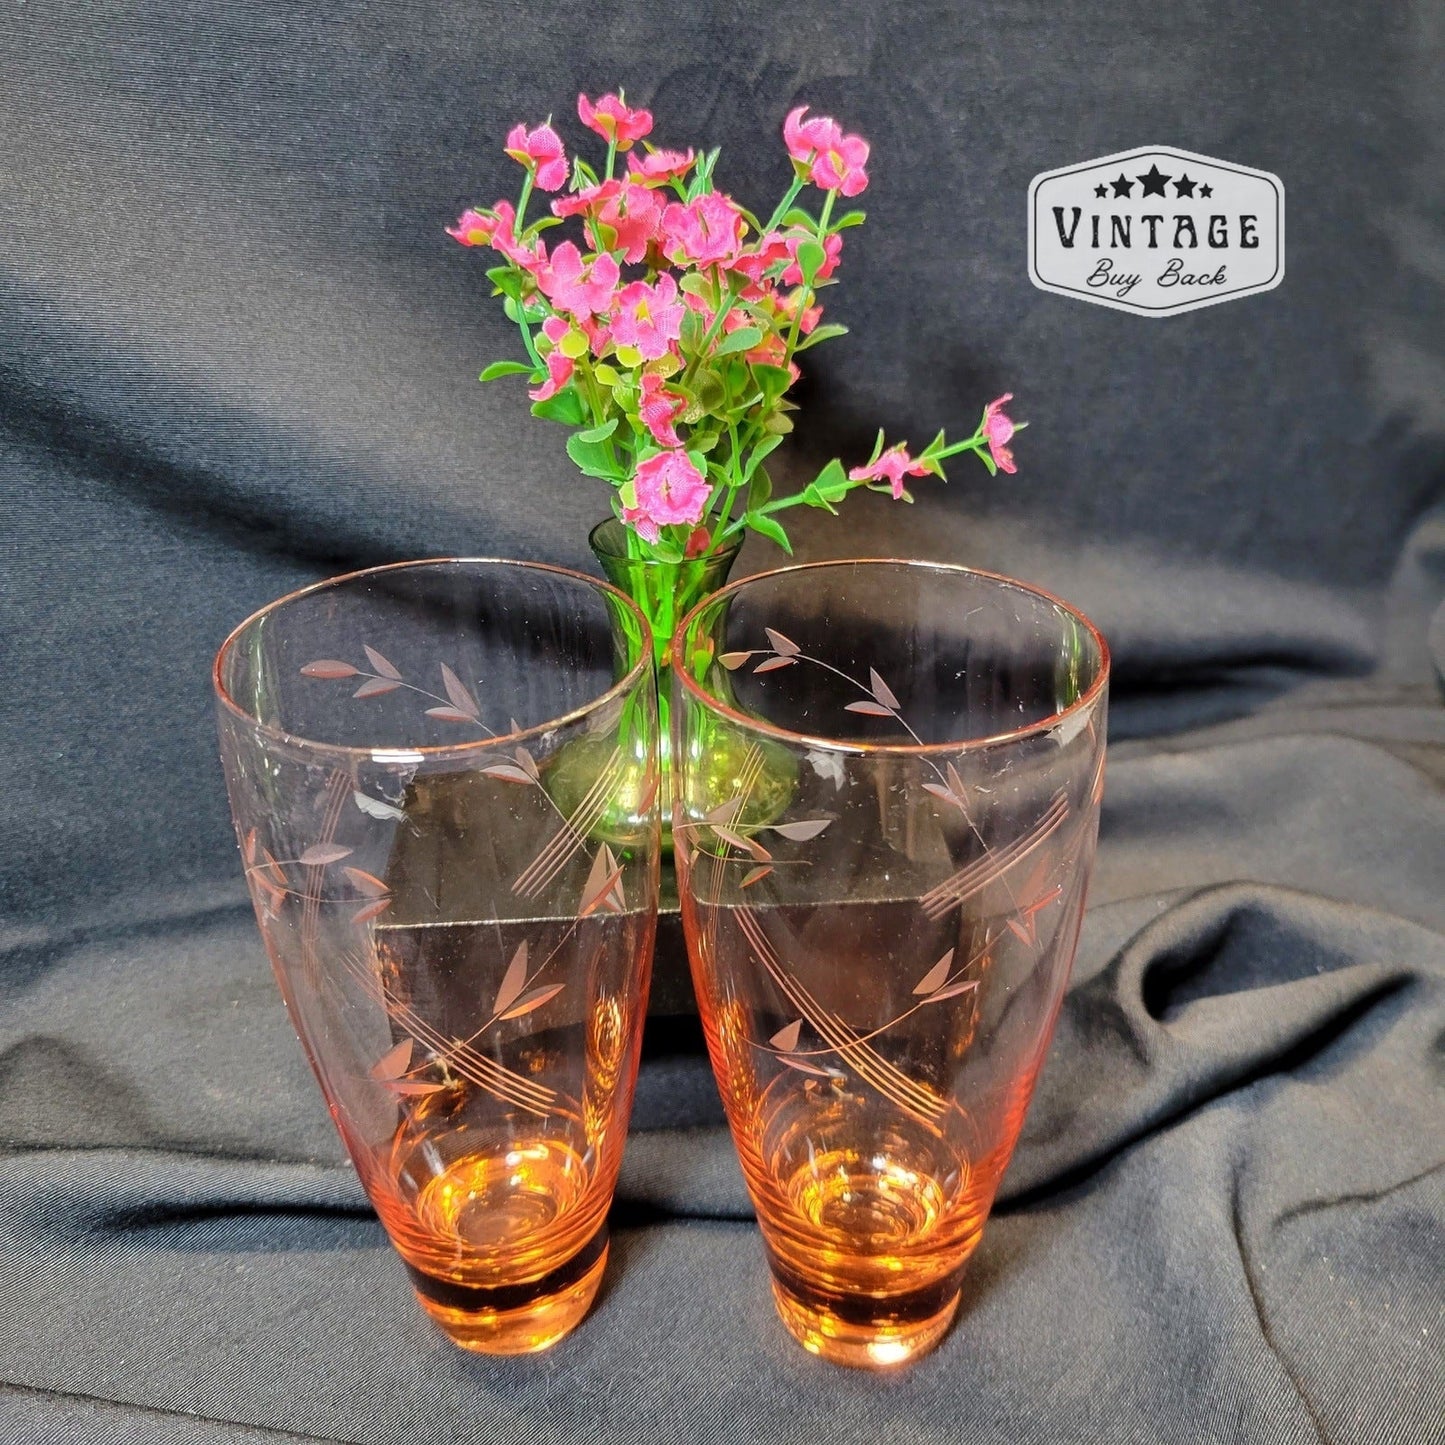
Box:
537 241 620 319
627 148 696 183
684 526 711 558
783 106 843 164
504 122 568 191
661 193 745 268
626 449 711 540
728 230 792 291
982 393 1018 474
577 92 653 149
446 207 499 246
448 202 546 273
781 230 842 285
553 180 661 264
848 443 930 500
638 372 685 447
541 316 570 346
610 274 685 360
783 106 869 196
528 349 574 402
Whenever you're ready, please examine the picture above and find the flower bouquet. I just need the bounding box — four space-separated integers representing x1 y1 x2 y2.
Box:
449 90 1023 839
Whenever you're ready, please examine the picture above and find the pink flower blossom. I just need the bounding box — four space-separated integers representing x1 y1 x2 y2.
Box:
627 148 696 183
783 106 842 164
577 92 653 150
781 230 842 285
625 449 710 542
778 288 822 334
684 526 711 558
528 349 574 402
661 193 746 268
610 274 685 360
446 208 498 247
982 394 1018 474
537 241 620 319
553 180 662 264
504 122 568 191
848 443 930 500
638 372 685 447
448 203 546 273
728 230 792 291
782 106 869 196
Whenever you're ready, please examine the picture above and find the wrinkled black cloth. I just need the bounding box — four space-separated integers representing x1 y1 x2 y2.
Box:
2 1 1443 1441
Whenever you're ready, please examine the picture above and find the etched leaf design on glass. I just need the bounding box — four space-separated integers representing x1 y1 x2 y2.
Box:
493 941 530 1017
483 761 539 784
719 651 754 670
500 984 566 1021
764 628 800 657
354 678 402 698
369 1038 413 1081
342 866 388 897
741 864 773 887
351 897 392 925
579 843 626 917
363 645 402 680
754 655 795 674
913 950 955 996
927 979 980 1002
844 700 894 717
439 664 482 723
300 660 360 679
770 1019 803 1052
300 843 352 865
868 667 900 710
767 818 832 842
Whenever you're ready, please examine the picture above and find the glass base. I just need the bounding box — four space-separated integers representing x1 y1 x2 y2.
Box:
768 1273 960 1369
406 1228 608 1355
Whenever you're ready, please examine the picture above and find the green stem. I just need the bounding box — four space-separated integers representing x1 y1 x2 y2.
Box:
784 187 835 360
605 134 618 182
516 171 535 232
763 175 806 233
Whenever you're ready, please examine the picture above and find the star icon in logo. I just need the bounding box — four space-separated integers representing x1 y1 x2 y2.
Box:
1109 174 1134 199
1173 174 1197 197
1135 163 1172 198
1094 183 1109 198
1198 182 1213 198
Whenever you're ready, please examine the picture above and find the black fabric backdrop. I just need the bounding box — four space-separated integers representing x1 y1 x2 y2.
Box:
2 2 1443 1441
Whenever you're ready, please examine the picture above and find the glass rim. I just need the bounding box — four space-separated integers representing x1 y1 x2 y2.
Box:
213 556 655 760
672 557 1110 757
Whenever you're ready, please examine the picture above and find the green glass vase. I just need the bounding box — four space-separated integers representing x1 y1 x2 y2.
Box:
544 519 795 849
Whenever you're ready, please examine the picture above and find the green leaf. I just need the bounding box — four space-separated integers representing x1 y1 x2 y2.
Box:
575 417 618 444
572 157 599 188
762 412 794 436
479 360 535 382
485 266 523 300
559 328 589 359
793 323 850 352
833 210 867 230
566 433 622 479
714 327 764 357
795 239 827 286
813 457 852 501
680 309 704 350
781 208 817 230
744 432 784 482
694 370 726 414
530 387 588 426
615 344 643 368
593 363 621 387
751 363 794 402
679 272 714 300
746 465 773 512
745 511 793 554
800 482 839 514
